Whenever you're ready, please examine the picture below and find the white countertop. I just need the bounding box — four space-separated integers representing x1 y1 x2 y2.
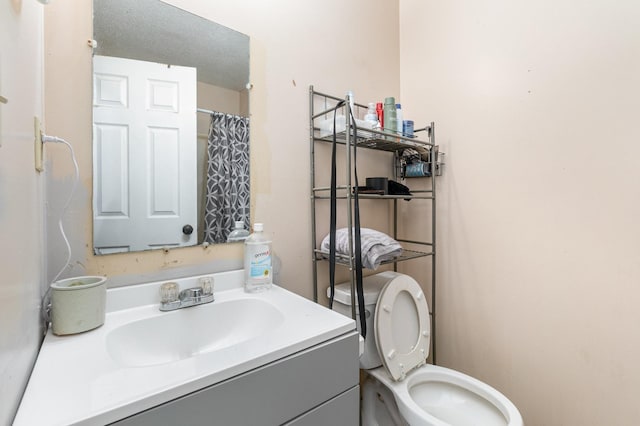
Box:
14 270 355 425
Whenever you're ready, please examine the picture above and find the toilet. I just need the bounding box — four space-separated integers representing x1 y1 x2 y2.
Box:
330 271 523 426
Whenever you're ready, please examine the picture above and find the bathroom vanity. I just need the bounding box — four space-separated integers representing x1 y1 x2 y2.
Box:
14 270 359 425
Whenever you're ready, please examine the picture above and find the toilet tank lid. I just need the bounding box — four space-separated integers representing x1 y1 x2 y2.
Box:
328 271 403 306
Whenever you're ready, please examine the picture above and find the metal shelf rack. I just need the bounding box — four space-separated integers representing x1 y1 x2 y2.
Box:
309 86 440 363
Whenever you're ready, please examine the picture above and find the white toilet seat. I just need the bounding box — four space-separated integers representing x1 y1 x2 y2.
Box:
374 274 431 381
370 274 523 425
367 364 523 426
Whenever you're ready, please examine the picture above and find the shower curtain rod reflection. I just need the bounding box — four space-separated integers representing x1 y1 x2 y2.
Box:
197 107 215 115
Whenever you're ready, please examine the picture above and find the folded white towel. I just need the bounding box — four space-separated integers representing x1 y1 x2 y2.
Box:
321 228 403 270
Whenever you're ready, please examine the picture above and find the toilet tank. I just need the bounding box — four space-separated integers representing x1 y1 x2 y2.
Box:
328 271 403 369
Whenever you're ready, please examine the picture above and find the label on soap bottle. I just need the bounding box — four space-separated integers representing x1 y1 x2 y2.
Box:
247 244 272 281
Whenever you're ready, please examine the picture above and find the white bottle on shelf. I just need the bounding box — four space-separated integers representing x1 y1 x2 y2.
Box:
346 90 355 111
396 103 404 136
244 223 272 293
364 102 380 130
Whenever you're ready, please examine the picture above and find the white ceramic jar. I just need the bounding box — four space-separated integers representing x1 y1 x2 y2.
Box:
51 276 107 335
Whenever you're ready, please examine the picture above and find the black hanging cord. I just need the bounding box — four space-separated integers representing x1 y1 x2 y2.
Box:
328 100 344 310
327 99 367 339
348 108 366 338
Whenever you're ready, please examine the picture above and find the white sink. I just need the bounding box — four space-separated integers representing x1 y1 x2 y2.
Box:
14 270 356 426
107 298 285 367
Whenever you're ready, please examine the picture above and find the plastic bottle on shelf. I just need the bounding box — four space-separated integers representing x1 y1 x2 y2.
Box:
364 102 380 130
396 103 404 136
346 90 355 111
227 221 250 242
244 223 272 293
376 102 384 128
403 120 414 138
383 97 397 134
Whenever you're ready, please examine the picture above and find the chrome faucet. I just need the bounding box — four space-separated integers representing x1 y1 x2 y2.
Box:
159 277 214 311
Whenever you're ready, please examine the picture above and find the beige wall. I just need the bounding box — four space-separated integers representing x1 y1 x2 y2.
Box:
0 1 46 423
44 0 400 295
196 82 245 142
400 0 640 424
197 81 244 116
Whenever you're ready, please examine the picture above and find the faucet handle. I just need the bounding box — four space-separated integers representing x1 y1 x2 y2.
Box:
180 287 203 301
198 276 214 295
160 282 179 303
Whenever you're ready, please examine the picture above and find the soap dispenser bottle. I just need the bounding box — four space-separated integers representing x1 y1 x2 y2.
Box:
244 223 272 293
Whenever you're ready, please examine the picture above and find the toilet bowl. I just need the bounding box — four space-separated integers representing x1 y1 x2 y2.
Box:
330 272 523 426
365 364 521 426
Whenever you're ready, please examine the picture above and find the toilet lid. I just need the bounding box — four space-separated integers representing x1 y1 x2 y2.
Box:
374 274 430 381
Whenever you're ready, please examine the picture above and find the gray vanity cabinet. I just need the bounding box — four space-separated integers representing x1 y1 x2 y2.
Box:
110 331 360 426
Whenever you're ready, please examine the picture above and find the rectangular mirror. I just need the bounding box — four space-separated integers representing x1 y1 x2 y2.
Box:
92 0 250 255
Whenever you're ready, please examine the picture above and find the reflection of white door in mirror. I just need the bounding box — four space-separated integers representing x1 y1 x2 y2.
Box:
92 55 197 254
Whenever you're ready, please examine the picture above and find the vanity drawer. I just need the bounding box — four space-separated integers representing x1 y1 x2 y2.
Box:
111 331 359 426
283 386 359 426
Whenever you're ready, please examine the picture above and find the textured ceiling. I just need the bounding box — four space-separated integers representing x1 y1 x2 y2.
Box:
93 0 249 91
